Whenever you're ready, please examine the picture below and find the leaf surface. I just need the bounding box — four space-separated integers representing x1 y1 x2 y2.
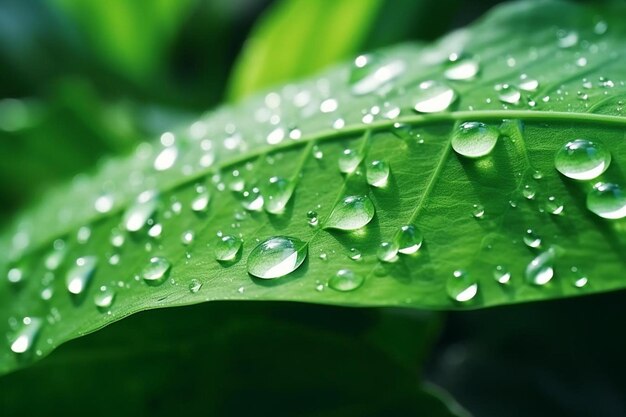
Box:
2 0 626 374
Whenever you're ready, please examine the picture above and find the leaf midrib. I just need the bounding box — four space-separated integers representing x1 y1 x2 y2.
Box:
14 110 626 260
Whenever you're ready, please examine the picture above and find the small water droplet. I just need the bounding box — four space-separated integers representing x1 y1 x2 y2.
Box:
312 145 324 160
493 265 511 284
94 286 116 309
586 182 626 219
523 229 542 248
77 226 91 244
496 84 521 105
377 241 399 263
444 58 480 81
191 191 211 213
189 279 202 293
264 176 294 214
307 210 319 227
94 193 114 213
554 139 611 180
7 267 24 284
154 146 178 171
447 270 478 302
246 236 307 279
338 148 364 174
452 122 499 158
142 256 171 286
557 30 578 48
348 248 362 261
66 256 98 295
325 195 375 231
568 266 588 288
394 224 423 254
10 317 42 354
525 248 556 285
366 160 390 187
181 230 195 246
413 80 456 113
519 76 539 91
123 190 157 232
472 204 485 218
241 186 264 211
545 196 564 215
522 184 536 200
215 235 242 262
148 223 163 238
350 54 405 95
328 269 364 292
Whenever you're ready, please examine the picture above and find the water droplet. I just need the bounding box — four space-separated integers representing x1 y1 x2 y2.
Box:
66 256 98 295
148 223 163 238
522 184 536 200
191 191 211 213
123 190 157 232
493 265 511 284
348 248 362 261
377 241 399 262
350 54 405 95
325 195 375 231
496 84 521 105
312 145 324 160
189 279 202 293
554 139 611 180
451 122 499 158
154 146 178 171
444 58 480 81
366 160 390 187
519 76 539 91
7 267 24 284
394 224 423 254
568 266 588 288
586 182 626 219
241 186 264 211
94 193 114 213
472 204 485 218
215 235 242 262
523 229 542 248
413 80 456 113
264 176 294 214
338 148 364 174
181 230 195 246
246 236 307 279
110 229 125 248
10 317 42 354
328 269 364 292
525 248 555 285
447 270 478 302
557 30 578 48
545 196 564 215
142 256 171 286
94 286 116 309
307 210 319 227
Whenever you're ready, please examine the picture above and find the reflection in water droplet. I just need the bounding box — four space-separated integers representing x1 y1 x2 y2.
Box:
452 122 499 158
325 195 375 231
123 191 157 232
366 160 390 187
447 270 478 302
493 265 511 284
189 279 203 293
328 269 364 292
11 317 42 354
247 236 307 279
265 176 294 214
94 286 116 309
413 81 456 113
394 224 423 254
142 256 171 286
377 241 399 263
215 235 242 262
525 248 555 285
586 182 626 219
338 149 363 174
66 256 98 295
554 139 611 180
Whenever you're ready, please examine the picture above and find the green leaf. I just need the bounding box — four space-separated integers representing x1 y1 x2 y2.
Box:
227 0 383 100
2 0 626 374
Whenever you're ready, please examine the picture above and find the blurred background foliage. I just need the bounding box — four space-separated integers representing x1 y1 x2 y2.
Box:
2 0 626 416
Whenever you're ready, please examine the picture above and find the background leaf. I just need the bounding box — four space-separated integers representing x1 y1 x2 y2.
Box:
1 0 626 377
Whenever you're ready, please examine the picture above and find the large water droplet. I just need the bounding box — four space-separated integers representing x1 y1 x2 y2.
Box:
413 81 456 113
264 176 294 214
366 160 390 187
328 269 364 292
66 256 98 295
215 235 242 262
586 182 626 219
446 270 478 302
525 248 555 285
444 58 480 81
10 317 42 354
451 122 499 158
554 139 611 180
123 190 157 232
247 236 307 279
350 54 405 95
394 224 423 254
94 286 116 310
325 195 375 231
142 256 171 286
338 148 363 174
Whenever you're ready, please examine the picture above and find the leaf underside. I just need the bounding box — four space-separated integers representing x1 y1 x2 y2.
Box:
1 0 626 374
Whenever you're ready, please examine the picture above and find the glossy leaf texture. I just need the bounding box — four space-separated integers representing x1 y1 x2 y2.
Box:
2 0 626 374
